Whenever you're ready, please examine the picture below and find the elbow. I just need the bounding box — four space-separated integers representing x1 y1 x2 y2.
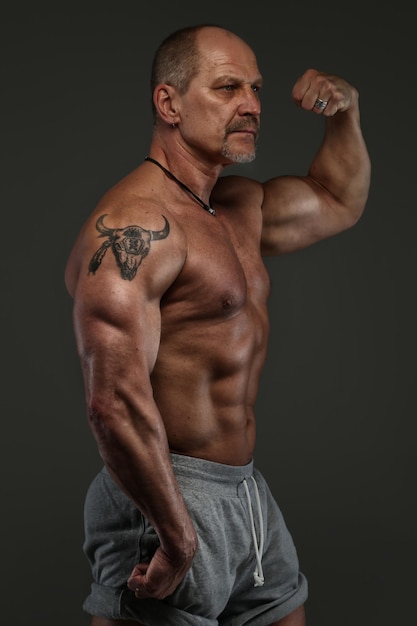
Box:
347 163 372 227
346 190 369 230
86 397 119 450
86 399 132 468
336 177 370 232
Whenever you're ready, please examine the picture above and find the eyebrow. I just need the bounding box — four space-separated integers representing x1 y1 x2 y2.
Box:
213 74 263 87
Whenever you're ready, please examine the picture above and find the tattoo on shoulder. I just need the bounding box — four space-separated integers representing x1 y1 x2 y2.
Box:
88 214 170 281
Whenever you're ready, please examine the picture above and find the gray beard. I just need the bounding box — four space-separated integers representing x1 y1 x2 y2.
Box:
221 145 257 164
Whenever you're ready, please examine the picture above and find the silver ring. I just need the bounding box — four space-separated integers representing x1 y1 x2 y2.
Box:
314 98 328 110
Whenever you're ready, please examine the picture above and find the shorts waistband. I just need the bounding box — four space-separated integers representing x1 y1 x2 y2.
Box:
170 453 254 496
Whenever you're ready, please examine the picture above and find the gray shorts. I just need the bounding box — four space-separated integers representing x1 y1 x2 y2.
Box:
83 454 308 625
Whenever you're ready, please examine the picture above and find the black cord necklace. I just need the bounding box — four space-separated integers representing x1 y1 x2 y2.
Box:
145 156 216 216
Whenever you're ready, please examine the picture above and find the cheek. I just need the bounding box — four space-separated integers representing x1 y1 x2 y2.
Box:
182 110 225 141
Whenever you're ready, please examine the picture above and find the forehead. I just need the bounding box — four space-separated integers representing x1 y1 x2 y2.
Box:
195 27 261 82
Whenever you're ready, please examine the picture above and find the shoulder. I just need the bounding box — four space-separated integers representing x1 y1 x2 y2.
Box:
212 175 264 238
65 189 186 299
212 174 263 208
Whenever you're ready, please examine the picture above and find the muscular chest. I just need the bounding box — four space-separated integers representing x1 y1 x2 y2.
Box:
161 211 270 322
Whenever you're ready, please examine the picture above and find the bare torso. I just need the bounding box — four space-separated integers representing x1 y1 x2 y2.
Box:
152 183 271 464
65 168 271 467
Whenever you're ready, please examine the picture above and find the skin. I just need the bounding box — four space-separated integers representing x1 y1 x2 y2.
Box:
65 26 370 626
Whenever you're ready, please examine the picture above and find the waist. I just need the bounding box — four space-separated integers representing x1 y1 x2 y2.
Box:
165 408 256 465
169 452 254 496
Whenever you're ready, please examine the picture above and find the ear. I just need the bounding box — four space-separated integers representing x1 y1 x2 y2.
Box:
153 84 180 125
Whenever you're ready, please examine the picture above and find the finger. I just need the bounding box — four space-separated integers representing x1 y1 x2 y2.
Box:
318 90 350 116
292 68 353 116
129 563 148 577
310 78 352 115
291 68 322 107
128 573 173 600
303 78 333 113
127 564 149 596
295 89 331 114
313 96 330 114
128 572 163 599
127 562 176 600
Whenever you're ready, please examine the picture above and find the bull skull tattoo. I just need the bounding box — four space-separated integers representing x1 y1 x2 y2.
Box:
88 214 170 281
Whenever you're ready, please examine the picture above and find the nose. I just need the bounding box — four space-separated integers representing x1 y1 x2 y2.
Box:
239 86 261 116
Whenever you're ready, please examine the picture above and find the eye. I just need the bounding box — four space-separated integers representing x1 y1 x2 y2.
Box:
252 85 261 93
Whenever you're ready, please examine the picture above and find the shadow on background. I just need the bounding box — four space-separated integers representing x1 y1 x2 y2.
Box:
3 2 415 625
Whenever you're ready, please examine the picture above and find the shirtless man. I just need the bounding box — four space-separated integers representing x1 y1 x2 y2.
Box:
65 24 371 626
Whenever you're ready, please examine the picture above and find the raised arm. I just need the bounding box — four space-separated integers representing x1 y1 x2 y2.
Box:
261 68 371 255
66 207 197 599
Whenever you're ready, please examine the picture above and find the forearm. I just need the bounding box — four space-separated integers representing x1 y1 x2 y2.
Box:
308 102 371 219
89 401 197 556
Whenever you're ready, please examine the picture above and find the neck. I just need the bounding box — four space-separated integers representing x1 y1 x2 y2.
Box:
144 156 216 216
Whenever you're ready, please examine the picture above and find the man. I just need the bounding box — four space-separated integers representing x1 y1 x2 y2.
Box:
65 24 370 626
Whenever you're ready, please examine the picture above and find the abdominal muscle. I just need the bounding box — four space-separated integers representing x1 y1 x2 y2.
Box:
151 302 269 466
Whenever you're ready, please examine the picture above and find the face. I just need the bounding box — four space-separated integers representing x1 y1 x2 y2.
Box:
176 28 262 166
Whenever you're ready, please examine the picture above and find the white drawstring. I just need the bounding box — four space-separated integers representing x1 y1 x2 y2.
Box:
243 476 265 587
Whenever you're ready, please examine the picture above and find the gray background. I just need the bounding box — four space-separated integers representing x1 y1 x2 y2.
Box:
3 2 416 625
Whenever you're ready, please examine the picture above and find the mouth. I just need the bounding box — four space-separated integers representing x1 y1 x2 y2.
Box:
228 127 258 141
